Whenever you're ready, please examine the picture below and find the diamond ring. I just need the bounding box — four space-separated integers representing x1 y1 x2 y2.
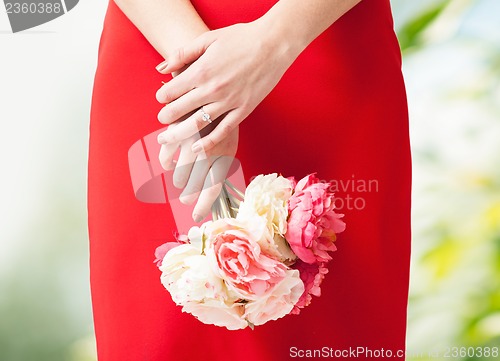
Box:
200 107 212 124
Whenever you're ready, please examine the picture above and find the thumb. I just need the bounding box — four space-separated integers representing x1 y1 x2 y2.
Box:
156 32 214 74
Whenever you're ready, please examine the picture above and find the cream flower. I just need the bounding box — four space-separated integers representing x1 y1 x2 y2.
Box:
236 173 295 262
183 299 248 330
159 244 230 305
237 173 293 235
159 242 250 330
244 269 304 326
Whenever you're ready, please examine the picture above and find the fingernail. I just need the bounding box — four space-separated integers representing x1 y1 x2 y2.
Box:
192 143 202 153
157 134 165 143
156 60 168 72
193 214 203 223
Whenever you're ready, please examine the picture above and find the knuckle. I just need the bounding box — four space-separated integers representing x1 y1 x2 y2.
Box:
166 134 176 143
240 103 252 115
210 78 229 94
176 47 185 63
192 65 209 83
205 137 216 150
162 92 173 104
220 123 233 136
211 81 223 94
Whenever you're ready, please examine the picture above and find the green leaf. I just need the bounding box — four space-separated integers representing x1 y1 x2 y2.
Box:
398 0 450 52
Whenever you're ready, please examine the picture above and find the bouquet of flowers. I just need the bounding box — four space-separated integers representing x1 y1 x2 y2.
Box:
154 173 345 330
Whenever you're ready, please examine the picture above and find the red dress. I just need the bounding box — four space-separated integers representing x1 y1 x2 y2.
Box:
88 1 411 360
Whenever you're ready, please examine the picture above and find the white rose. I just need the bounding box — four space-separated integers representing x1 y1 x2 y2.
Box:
237 174 295 261
159 244 232 306
160 242 250 330
243 269 304 326
182 299 248 330
185 221 212 250
238 174 293 235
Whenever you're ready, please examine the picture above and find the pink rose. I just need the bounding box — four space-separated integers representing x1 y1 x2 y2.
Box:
290 260 329 314
285 173 346 264
206 218 288 300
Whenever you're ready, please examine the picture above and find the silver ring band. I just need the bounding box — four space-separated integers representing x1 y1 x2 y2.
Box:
200 107 212 124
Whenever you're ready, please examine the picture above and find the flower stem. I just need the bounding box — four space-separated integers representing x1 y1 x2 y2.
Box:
224 179 245 199
211 182 245 220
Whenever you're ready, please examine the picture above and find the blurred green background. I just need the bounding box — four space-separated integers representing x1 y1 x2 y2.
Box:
0 0 499 360
395 0 500 358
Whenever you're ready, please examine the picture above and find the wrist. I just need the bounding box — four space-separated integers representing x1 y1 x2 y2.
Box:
251 18 303 69
159 25 210 58
255 5 311 62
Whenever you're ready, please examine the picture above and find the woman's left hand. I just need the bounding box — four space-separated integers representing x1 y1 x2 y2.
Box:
155 20 302 154
158 119 239 222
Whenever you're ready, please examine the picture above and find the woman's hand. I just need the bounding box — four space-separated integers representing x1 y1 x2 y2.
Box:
159 119 239 222
153 0 361 221
155 20 302 154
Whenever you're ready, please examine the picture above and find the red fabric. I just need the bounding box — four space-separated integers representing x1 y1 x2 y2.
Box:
88 0 411 360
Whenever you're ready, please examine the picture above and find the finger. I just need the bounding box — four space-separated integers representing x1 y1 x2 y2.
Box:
157 87 208 125
172 139 197 189
159 142 180 171
156 73 195 105
157 103 226 144
155 33 215 74
191 110 242 154
192 155 234 222
178 155 211 205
